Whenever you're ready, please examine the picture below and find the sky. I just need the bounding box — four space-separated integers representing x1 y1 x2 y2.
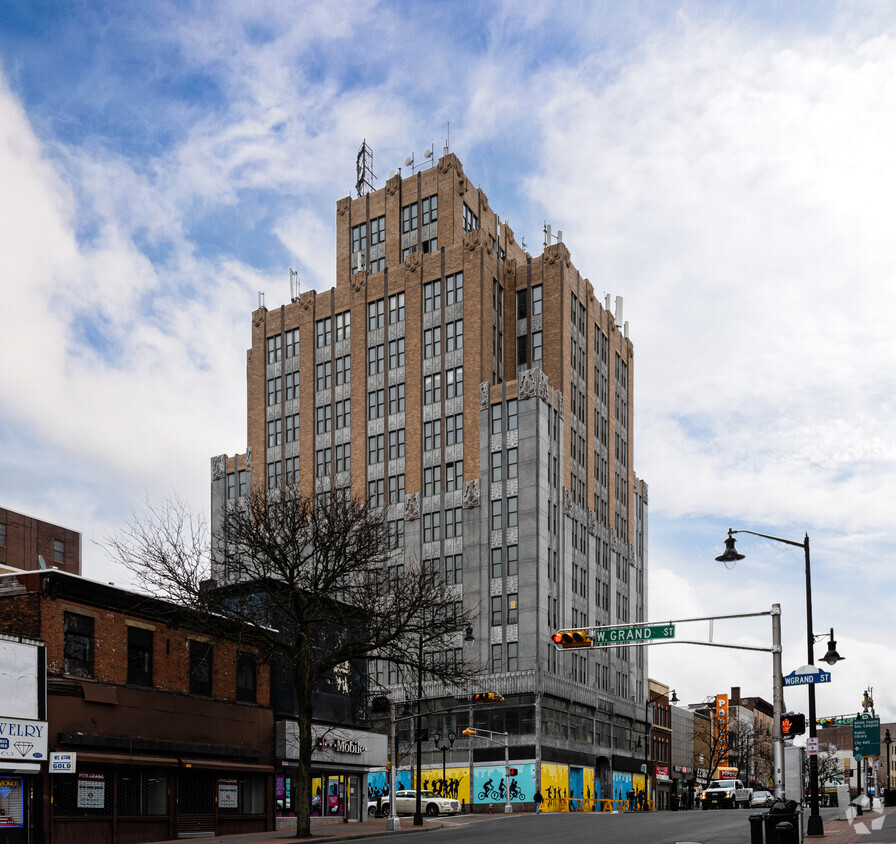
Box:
1 0 894 725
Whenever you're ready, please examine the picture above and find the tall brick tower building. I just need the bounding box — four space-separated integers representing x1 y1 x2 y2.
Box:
211 150 649 804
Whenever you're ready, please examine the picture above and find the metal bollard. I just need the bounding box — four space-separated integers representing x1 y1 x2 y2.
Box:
749 813 765 844
775 820 796 844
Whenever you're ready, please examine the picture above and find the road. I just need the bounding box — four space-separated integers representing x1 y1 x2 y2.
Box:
427 807 847 844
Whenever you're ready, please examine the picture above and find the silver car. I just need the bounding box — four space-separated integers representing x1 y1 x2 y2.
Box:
751 790 774 808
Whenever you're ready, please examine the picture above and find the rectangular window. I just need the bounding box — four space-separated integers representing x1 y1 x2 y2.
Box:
316 316 332 347
401 202 418 233
335 399 350 429
533 330 543 361
284 413 299 443
424 466 441 497
445 366 463 399
491 404 503 435
491 500 502 531
423 280 441 313
507 447 518 479
266 334 282 364
507 593 518 624
368 433 385 464
335 355 351 385
64 612 94 678
238 470 249 496
285 370 299 400
491 548 502 579
445 413 463 445
367 344 384 375
368 477 385 507
445 553 462 585
491 596 502 627
507 399 517 430
316 405 332 434
335 312 351 341
388 473 405 504
491 644 502 672
53 539 65 563
335 443 350 473
189 640 213 697
446 272 463 305
507 641 518 672
445 507 463 538
368 299 385 331
285 328 299 358
315 361 331 391
117 770 169 816
445 459 463 492
463 203 479 232
423 373 441 405
388 337 405 368
0 523 5 546
507 497 518 527
127 626 153 687
267 377 281 406
422 194 438 225
388 428 405 459
423 512 441 543
236 652 257 703
389 292 405 323
424 419 441 451
516 289 528 320
507 545 518 576
388 383 405 414
370 255 385 273
424 326 441 359
315 448 332 477
446 319 463 352
267 418 282 447
267 460 282 489
491 451 503 483
227 472 236 500
532 285 543 315
368 389 384 419
351 222 367 255
285 455 299 485
370 215 385 245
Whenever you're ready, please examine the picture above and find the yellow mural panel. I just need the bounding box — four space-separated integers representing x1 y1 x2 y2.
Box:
412 766 471 805
539 763 568 813
583 767 595 811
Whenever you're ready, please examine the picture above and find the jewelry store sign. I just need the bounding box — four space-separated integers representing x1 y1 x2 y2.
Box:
0 718 48 762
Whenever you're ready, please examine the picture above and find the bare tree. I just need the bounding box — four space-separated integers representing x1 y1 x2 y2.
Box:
803 746 845 795
110 487 476 838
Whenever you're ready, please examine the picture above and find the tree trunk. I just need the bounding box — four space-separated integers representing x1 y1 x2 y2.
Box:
294 674 315 838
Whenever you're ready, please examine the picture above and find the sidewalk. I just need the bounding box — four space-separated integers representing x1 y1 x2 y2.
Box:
152 815 445 844
811 805 896 843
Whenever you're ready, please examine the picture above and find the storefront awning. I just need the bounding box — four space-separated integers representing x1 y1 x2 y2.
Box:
179 758 274 773
0 762 40 773
73 753 178 767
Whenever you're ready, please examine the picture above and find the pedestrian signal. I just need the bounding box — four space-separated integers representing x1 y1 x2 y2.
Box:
507 767 518 777
781 713 806 736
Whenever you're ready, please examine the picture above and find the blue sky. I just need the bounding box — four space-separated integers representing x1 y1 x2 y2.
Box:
1 0 894 722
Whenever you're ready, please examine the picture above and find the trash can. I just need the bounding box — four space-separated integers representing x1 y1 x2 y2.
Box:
885 788 896 807
764 800 801 844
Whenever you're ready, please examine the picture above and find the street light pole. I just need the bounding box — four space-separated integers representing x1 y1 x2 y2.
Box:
432 731 456 796
414 633 424 827
717 529 826 837
884 729 892 795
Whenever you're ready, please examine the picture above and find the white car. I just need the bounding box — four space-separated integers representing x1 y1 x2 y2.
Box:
374 789 460 817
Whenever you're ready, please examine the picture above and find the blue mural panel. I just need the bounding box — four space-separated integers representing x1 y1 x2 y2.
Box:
472 763 535 803
396 770 413 790
612 771 633 803
367 771 388 797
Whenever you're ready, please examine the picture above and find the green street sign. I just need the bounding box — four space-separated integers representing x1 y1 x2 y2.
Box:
853 717 880 758
590 624 675 645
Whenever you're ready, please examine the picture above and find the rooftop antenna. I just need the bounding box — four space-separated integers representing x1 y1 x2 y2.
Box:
544 222 563 248
355 139 376 198
258 291 265 310
289 268 300 303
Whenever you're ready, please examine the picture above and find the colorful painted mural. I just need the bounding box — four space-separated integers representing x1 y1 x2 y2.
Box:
612 770 632 804
472 763 535 804
415 766 470 803
539 762 569 812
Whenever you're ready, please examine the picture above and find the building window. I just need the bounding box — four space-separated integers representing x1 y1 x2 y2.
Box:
285 370 299 400
507 497 518 528
388 337 405 368
516 289 528 320
316 316 332 347
388 473 405 504
424 466 441 497
532 285 543 315
368 299 385 331
267 461 282 489
446 272 463 305
491 451 503 483
533 330 543 361
491 500 502 531
53 539 65 563
445 366 463 399
389 383 405 414
334 355 351 386
389 292 405 323
64 612 94 678
388 428 405 460
507 545 518 576
117 770 169 816
445 554 462 585
351 222 367 255
335 311 351 341
445 413 463 445
127 626 153 687
491 644 502 672
422 194 438 225
266 334 282 364
491 404 503 435
189 640 213 697
227 472 236 500
507 642 518 672
424 326 441 359
285 456 299 485
368 344 384 375
315 448 332 477
445 507 462 538
267 419 282 447
370 215 385 245
401 202 418 234
236 652 257 703
423 512 440 543
368 389 384 419
0 523 5 546
424 419 441 451
507 593 518 624
491 596 502 627
446 319 463 352
267 377 281 406
285 328 299 358
238 470 249 496
315 361 331 391
463 203 479 232
368 478 385 507
445 459 463 492
491 547 503 578
368 433 384 464
316 405 332 434
335 443 351 473
507 448 518 479
335 399 350 429
507 399 517 430
423 280 441 313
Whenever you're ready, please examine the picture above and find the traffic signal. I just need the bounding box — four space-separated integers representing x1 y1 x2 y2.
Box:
507 767 518 777
473 692 505 703
781 713 806 737
817 717 835 728
462 728 477 736
552 629 593 649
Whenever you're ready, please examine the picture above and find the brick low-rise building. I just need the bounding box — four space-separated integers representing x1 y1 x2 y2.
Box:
0 508 80 575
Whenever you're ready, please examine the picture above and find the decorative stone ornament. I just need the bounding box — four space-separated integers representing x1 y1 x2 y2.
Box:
351 271 368 292
386 173 401 195
252 309 266 327
299 290 315 310
479 382 490 410
405 492 420 521
463 479 481 509
519 369 537 400
336 196 351 217
211 455 225 481
404 251 421 272
245 447 252 470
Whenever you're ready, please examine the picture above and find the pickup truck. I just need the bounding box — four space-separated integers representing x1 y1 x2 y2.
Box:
699 779 753 809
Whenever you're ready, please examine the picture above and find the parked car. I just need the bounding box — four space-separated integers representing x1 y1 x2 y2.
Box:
374 789 461 817
750 790 774 808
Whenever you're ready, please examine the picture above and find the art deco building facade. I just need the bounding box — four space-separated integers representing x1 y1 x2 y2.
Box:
211 151 649 803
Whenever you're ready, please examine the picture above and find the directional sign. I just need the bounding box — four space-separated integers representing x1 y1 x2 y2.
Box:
589 624 675 645
783 666 832 686
853 717 880 758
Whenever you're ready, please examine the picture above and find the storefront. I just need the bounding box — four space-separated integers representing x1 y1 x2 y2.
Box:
275 722 386 828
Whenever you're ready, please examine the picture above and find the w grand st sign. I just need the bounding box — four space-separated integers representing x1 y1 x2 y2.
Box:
591 624 676 644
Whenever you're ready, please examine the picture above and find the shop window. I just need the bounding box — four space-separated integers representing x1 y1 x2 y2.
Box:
118 770 168 815
189 640 213 697
63 612 94 678
127 626 153 687
53 770 112 816
218 774 266 815
236 652 257 703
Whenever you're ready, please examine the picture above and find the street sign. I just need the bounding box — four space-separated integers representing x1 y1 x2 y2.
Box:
50 752 76 773
589 624 675 645
853 716 880 758
783 666 831 686
807 738 819 755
